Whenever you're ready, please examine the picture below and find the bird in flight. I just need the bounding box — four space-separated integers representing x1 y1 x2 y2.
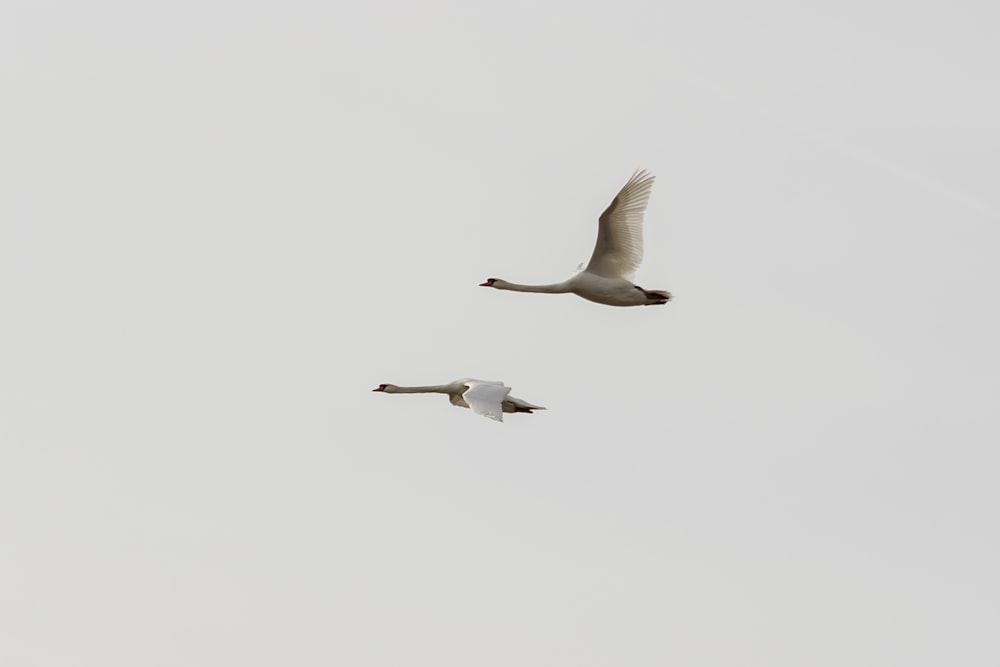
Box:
480 169 672 307
372 379 545 422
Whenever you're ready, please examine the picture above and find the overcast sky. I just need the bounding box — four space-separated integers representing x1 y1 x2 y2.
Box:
3 1 999 665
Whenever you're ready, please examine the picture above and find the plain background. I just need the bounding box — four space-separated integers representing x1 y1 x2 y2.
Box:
3 1 999 665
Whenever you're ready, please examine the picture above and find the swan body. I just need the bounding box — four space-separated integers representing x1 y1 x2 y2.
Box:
480 169 672 307
372 379 545 422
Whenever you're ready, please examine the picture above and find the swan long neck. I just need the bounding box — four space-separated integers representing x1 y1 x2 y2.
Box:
385 384 450 394
493 279 572 294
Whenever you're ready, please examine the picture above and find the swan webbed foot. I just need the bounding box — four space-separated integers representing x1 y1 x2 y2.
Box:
635 285 672 305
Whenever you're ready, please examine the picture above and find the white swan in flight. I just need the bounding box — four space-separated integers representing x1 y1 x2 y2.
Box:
372 379 546 422
480 169 672 307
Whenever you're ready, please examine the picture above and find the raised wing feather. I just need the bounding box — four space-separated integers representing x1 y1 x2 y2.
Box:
461 380 511 422
585 169 656 280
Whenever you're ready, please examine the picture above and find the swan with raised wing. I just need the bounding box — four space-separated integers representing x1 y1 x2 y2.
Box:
480 169 672 307
372 379 545 422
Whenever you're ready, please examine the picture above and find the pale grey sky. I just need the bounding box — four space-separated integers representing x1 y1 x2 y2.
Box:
3 1 999 665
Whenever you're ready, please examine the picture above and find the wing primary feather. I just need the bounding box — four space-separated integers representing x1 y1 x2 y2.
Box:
584 169 656 280
461 380 511 422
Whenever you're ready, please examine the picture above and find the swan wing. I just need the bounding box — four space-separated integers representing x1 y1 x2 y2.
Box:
461 380 512 422
585 169 655 280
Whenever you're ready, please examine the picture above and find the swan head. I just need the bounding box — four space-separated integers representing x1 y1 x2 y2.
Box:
372 383 395 392
479 278 499 287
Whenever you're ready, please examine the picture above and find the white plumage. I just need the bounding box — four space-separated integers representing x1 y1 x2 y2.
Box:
372 379 545 422
586 168 655 281
479 169 672 307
